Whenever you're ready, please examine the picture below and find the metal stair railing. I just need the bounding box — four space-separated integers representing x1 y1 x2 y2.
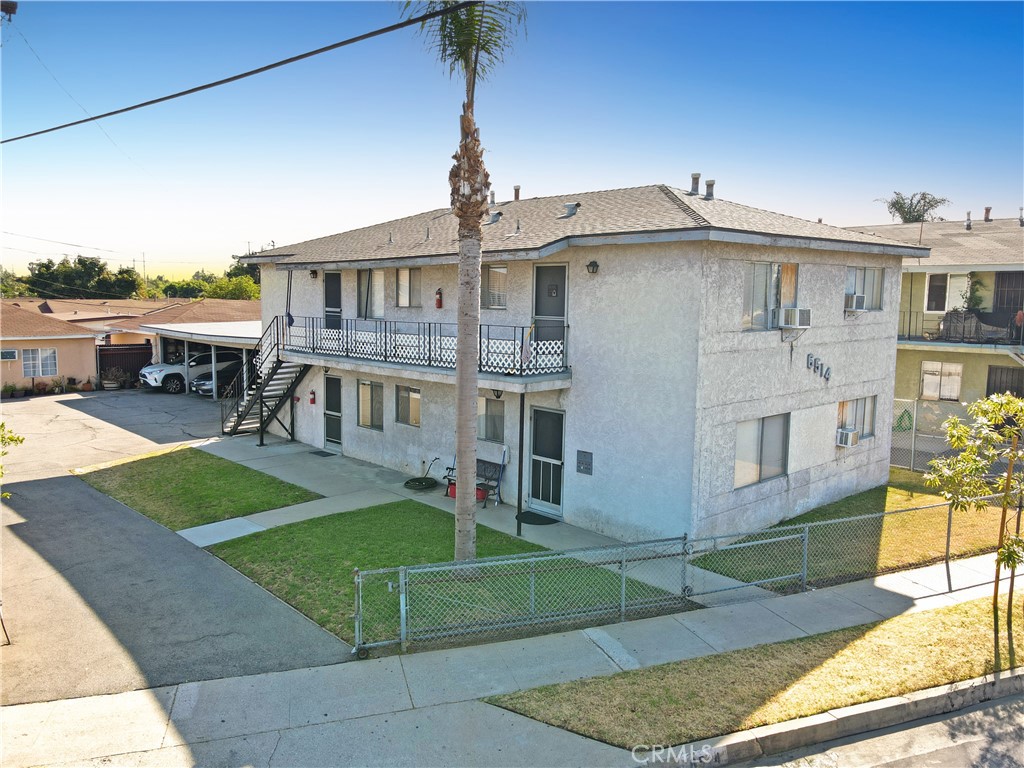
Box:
221 317 283 434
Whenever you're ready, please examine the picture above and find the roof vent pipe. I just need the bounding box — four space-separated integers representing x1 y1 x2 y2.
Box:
425 226 430 241
984 206 992 222
690 173 701 195
388 231 394 244
563 202 582 217
488 211 503 225
965 211 972 231
514 185 521 201
515 219 521 234
704 179 715 200
489 190 496 205
1019 207 1023 227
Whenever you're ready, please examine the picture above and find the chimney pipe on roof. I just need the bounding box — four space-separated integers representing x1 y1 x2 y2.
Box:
514 185 521 201
704 179 715 200
690 173 701 195
489 190 496 206
1019 207 1023 227
984 206 992 222
965 211 972 231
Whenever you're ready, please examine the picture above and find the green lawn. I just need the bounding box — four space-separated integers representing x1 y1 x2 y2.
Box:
692 469 1001 591
80 447 321 530
490 594 1024 748
210 500 549 642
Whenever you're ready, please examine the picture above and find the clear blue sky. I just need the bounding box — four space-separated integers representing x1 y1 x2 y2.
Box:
2 1 1021 279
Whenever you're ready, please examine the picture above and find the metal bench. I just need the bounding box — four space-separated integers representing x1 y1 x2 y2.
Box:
443 458 504 507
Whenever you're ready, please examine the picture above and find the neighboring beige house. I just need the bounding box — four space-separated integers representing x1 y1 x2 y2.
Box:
240 180 926 541
846 213 1024 470
4 298 183 343
1 304 99 390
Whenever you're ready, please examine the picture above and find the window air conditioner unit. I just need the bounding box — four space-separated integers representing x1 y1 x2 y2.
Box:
845 293 867 312
836 428 860 448
779 307 812 329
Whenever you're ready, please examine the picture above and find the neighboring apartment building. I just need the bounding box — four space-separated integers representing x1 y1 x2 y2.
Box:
241 180 925 540
848 213 1024 397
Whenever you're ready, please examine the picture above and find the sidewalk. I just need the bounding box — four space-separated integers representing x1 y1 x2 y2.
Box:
2 552 1010 768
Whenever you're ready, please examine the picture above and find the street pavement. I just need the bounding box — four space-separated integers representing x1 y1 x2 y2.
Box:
1 391 350 705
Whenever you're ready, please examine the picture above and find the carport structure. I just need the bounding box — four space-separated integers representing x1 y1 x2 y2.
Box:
139 320 261 400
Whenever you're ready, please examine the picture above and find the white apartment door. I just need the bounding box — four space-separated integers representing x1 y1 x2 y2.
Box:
530 407 564 517
324 375 342 451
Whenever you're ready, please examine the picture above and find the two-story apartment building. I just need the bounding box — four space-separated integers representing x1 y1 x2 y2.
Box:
846 213 1023 470
240 180 926 540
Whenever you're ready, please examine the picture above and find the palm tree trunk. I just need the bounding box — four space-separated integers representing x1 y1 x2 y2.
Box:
450 101 489 562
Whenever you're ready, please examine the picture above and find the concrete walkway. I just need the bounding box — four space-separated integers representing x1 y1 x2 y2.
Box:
2 552 1011 768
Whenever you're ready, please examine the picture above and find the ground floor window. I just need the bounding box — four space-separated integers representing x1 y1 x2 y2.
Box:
920 361 962 401
838 396 876 437
358 380 384 430
478 396 504 442
22 348 57 378
734 413 789 488
987 366 1024 398
395 385 421 427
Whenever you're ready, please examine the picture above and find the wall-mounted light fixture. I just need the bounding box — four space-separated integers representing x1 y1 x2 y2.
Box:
492 389 503 400
309 270 318 279
585 260 599 275
322 366 330 373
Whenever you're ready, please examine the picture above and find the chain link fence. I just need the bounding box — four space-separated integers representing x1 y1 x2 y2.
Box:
891 398 969 472
353 495 1007 655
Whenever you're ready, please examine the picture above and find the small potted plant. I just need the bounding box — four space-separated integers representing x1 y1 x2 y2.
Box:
80 378 94 392
50 375 67 394
1 383 15 399
100 368 128 390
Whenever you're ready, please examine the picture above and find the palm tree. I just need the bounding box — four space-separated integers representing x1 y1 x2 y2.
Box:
404 1 526 561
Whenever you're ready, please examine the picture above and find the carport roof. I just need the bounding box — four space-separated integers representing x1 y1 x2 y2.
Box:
138 321 261 347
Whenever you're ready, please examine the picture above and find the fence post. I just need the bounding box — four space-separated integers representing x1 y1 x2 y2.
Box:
353 569 363 651
620 546 628 622
529 560 537 615
910 400 919 472
399 566 408 652
680 535 688 597
801 526 810 592
945 503 954 593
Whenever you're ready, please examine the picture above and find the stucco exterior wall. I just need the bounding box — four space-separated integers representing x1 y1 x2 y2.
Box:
1 338 97 390
260 238 902 543
692 243 899 537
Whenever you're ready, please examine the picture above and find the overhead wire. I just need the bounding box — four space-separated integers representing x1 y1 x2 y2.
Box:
1 1 479 144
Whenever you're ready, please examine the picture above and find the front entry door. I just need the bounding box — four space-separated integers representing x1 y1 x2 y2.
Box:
533 265 567 343
324 375 342 451
530 407 564 516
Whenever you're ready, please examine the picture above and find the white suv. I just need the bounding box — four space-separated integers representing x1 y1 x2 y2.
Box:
139 352 243 394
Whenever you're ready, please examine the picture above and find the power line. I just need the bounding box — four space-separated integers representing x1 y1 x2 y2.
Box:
1 2 479 145
19 273 144 299
3 230 125 253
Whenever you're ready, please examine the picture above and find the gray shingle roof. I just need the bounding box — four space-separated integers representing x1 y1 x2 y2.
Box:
1 303 97 339
846 218 1023 269
248 184 925 267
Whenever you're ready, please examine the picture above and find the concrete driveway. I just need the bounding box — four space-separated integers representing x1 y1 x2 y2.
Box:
1 390 350 705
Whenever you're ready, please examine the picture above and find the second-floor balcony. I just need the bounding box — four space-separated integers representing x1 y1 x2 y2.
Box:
281 316 569 376
898 310 1024 347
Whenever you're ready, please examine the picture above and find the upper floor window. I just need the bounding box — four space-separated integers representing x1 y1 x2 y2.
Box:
397 268 421 308
994 272 1024 314
920 361 962 401
926 274 949 312
742 262 798 330
734 413 789 488
481 265 508 309
358 269 384 319
987 366 1024 398
838 396 876 438
846 267 883 310
924 273 971 314
23 348 57 377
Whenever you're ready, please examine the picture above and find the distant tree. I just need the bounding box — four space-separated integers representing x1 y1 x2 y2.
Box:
26 256 144 299
203 275 260 300
163 280 207 299
191 269 219 285
1 268 33 297
226 257 260 284
146 275 171 297
877 191 950 223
